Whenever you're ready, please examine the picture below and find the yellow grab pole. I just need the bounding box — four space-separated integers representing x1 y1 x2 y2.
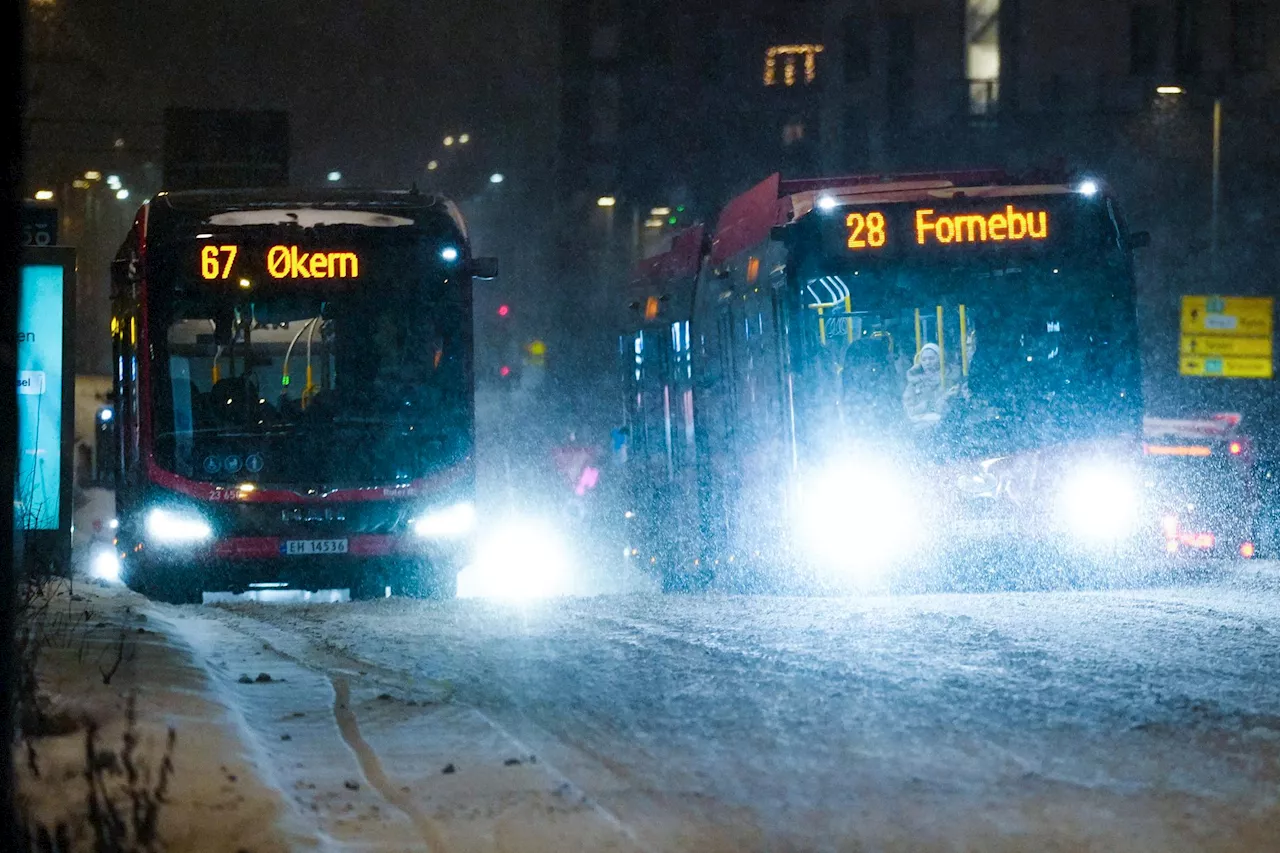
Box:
844 296 854 344
914 308 922 356
817 306 826 346
936 304 946 389
959 303 969 376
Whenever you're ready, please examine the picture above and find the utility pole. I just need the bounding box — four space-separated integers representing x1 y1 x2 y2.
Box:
2 0 25 835
1210 96 1222 274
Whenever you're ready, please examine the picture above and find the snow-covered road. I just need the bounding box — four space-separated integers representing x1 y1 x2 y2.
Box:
170 566 1280 851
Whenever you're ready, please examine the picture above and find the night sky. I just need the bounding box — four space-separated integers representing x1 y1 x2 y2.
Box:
30 0 559 189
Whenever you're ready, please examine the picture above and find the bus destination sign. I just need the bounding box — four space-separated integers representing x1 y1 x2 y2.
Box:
838 204 1051 253
200 244 361 281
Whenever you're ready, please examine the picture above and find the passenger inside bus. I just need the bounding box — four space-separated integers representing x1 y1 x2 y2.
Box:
902 343 960 424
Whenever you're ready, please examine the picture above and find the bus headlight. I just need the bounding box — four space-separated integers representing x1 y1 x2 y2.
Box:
1058 462 1140 543
459 516 573 599
793 457 917 578
412 501 477 539
145 507 213 544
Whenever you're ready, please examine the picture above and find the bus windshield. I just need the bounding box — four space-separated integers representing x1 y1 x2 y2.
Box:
147 236 471 487
804 255 1141 461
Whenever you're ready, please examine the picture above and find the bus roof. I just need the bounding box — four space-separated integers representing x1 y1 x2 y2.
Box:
145 188 468 239
710 170 1103 265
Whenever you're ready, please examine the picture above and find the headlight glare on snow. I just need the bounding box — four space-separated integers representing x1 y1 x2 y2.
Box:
792 456 916 580
145 507 213 544
458 516 573 599
1057 461 1140 544
90 546 122 582
412 501 478 539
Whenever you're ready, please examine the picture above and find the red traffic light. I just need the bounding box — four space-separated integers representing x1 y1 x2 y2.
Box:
1229 441 1243 455
497 304 510 317
499 365 511 377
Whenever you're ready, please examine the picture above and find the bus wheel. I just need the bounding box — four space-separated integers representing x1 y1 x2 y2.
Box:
122 556 204 605
394 560 458 600
349 561 457 601
660 564 713 594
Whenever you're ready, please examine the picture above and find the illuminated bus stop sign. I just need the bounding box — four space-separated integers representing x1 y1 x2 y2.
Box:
1179 295 1274 379
15 246 75 559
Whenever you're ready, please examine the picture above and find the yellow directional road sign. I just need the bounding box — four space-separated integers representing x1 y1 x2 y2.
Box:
1179 295 1273 379
1180 355 1273 379
1180 296 1273 337
1179 335 1273 357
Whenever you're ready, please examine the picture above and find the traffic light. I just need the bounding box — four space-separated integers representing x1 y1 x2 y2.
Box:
497 304 510 317
525 339 547 368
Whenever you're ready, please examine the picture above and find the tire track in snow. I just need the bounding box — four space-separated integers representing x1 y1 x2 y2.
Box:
209 604 657 853
330 675 448 852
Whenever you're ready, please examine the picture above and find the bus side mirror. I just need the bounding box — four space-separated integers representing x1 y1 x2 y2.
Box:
94 406 117 487
470 257 499 279
1129 231 1150 249
213 303 234 346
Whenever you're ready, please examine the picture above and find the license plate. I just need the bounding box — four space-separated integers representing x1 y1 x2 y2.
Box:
282 538 349 556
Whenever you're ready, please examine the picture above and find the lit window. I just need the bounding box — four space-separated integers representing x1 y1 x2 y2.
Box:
764 44 825 87
965 0 1000 115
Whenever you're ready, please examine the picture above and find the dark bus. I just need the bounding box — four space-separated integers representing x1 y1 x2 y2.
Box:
110 189 493 602
1142 414 1261 560
619 171 1148 591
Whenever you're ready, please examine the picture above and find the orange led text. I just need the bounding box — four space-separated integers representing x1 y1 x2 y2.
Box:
266 245 360 279
914 206 1049 246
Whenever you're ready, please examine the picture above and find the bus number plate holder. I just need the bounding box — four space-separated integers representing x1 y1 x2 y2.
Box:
282 539 349 556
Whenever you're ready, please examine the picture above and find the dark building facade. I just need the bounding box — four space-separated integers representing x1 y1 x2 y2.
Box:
557 0 1280 432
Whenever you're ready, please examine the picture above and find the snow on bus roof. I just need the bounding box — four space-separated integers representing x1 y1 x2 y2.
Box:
207 208 416 227
1143 413 1244 439
787 183 1077 220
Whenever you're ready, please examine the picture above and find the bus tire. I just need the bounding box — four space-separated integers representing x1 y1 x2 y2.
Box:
395 561 458 600
660 565 713 594
122 556 204 605
349 561 457 601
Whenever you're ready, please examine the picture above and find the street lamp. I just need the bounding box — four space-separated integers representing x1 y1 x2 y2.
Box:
115 189 130 200
1156 85 1185 95
489 173 504 184
459 133 470 144
597 196 617 207
427 160 439 171
326 171 342 182
34 190 54 201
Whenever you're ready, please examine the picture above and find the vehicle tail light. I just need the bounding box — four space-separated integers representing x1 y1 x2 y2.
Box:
1240 542 1256 559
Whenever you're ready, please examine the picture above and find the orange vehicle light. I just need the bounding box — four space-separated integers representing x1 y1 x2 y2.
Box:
1144 444 1212 457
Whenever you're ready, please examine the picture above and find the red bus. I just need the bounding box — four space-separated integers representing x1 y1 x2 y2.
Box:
618 171 1149 591
109 190 493 602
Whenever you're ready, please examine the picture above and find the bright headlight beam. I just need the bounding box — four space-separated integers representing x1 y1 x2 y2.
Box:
459 516 573 599
413 501 477 538
1058 463 1140 543
91 548 122 582
792 456 916 582
145 507 213 544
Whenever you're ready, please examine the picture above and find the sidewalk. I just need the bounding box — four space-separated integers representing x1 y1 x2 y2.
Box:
14 582 302 852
